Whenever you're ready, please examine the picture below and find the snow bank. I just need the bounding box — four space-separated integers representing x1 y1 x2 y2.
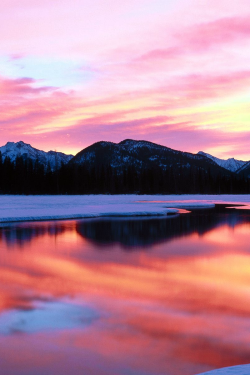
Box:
0 194 249 223
197 364 250 375
0 195 177 223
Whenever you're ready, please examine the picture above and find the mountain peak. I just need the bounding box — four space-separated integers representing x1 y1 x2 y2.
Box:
5 140 32 149
118 139 162 149
119 139 156 145
0 141 73 170
119 139 136 145
197 151 246 172
16 140 28 146
5 141 15 147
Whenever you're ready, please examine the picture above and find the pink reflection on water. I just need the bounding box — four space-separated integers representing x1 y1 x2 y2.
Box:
0 212 250 374
227 205 250 210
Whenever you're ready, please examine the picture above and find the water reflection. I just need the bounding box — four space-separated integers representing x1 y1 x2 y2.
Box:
0 223 67 249
0 207 250 375
0 300 97 335
76 208 249 249
1 206 249 250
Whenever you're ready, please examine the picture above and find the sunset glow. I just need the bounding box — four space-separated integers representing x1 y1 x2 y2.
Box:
1 211 250 374
1 0 250 158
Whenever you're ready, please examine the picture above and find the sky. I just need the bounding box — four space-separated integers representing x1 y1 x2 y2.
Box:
1 0 250 159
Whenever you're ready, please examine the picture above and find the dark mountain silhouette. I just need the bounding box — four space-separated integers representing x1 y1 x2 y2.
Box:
70 139 232 176
0 139 249 194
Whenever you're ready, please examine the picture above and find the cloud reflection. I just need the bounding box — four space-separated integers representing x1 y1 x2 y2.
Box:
0 209 250 374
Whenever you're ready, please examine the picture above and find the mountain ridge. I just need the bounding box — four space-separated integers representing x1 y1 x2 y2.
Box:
0 141 73 171
197 151 246 173
0 139 249 175
1 139 250 194
69 139 235 176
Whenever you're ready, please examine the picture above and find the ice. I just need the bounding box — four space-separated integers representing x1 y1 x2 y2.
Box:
197 364 250 374
0 194 249 223
0 196 179 223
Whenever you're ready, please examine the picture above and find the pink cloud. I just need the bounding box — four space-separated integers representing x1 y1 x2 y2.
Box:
0 76 81 149
125 16 250 76
134 47 181 63
1 67 250 159
181 16 250 51
38 114 250 160
0 76 55 96
1 1 250 158
166 71 250 103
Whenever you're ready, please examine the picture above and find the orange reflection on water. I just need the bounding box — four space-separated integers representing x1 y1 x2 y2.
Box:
0 214 250 374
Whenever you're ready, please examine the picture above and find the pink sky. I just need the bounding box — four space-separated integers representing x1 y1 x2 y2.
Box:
1 0 250 159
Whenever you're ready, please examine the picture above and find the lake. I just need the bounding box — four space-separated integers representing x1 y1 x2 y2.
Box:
0 204 250 375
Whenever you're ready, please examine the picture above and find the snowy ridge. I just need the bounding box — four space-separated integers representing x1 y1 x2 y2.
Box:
1 140 250 176
0 141 73 171
197 364 250 374
70 139 226 175
119 139 173 153
197 151 246 172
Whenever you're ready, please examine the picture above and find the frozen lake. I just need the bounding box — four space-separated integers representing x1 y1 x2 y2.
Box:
0 195 250 374
1 194 250 222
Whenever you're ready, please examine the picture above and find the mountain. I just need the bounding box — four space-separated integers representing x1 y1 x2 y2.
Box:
1 139 249 195
69 139 231 176
197 151 246 172
235 161 250 177
1 138 249 178
0 141 73 171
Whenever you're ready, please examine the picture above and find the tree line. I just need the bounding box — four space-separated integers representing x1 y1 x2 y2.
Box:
0 153 249 194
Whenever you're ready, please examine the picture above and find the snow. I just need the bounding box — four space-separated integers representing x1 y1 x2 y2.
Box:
78 151 95 163
0 141 73 170
1 194 250 375
119 139 164 150
197 364 250 375
0 194 250 223
198 151 246 172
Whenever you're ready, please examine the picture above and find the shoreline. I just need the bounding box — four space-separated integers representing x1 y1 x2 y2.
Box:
1 194 250 223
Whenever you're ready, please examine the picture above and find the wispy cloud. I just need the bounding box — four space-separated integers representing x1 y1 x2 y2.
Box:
0 0 250 157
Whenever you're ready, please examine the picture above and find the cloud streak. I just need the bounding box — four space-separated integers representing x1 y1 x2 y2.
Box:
0 0 250 157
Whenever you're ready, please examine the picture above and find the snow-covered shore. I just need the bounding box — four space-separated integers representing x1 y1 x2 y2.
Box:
0 194 209 223
197 364 250 374
0 194 249 223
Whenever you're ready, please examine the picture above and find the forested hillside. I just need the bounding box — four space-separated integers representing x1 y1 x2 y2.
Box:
0 153 249 195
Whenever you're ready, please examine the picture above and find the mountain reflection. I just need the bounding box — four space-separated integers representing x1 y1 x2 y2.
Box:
0 222 69 249
0 206 250 249
1 206 250 375
76 209 249 248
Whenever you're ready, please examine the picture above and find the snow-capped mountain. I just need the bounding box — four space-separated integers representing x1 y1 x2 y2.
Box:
197 151 246 172
70 139 231 176
1 139 249 177
0 141 73 170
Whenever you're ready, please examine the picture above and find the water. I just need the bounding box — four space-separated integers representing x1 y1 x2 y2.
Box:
1 206 250 375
